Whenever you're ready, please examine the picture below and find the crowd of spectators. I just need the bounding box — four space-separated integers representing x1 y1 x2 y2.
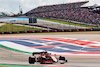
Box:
25 1 100 25
27 1 89 14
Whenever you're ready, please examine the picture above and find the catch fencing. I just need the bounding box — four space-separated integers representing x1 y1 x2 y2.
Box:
0 17 100 34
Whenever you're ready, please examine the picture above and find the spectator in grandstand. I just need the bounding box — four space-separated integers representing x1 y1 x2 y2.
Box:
26 1 100 25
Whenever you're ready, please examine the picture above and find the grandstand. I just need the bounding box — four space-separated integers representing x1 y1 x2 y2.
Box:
25 1 100 26
26 1 89 14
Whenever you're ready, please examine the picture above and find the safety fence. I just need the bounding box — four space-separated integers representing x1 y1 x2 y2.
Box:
0 17 100 34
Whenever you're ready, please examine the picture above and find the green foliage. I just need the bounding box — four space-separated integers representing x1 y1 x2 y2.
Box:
0 22 3 23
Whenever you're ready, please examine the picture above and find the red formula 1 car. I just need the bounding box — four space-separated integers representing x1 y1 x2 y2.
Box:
29 51 67 64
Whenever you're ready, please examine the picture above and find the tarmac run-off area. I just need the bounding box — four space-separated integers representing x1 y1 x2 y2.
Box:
0 32 100 67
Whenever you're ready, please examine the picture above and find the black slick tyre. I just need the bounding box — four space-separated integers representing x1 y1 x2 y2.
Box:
29 57 35 64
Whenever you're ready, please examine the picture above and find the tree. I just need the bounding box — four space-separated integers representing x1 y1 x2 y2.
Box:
0 12 8 16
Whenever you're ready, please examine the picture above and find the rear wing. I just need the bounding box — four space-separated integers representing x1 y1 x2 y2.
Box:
32 52 47 55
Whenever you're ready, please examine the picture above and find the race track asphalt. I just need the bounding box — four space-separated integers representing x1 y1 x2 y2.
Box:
0 32 100 67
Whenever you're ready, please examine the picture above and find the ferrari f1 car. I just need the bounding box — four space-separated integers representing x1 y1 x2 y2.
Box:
29 51 67 64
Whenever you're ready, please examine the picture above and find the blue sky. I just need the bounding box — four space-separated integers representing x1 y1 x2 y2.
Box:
0 0 100 14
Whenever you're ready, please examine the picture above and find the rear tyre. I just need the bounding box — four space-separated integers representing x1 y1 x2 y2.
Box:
29 57 35 64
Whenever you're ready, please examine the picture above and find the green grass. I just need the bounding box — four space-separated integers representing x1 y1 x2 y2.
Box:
42 19 99 28
0 24 42 32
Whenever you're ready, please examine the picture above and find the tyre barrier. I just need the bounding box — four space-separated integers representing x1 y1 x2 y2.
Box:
92 28 100 31
0 28 99 34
